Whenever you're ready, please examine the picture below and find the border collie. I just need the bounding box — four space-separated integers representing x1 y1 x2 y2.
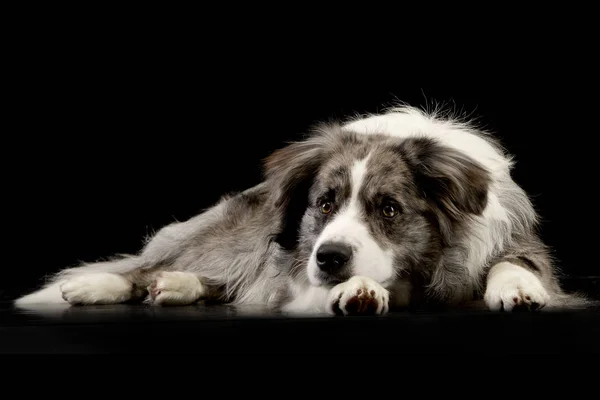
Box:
14 105 589 315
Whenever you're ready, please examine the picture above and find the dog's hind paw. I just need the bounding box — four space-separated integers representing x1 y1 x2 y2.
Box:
60 273 133 305
327 275 389 316
147 271 206 306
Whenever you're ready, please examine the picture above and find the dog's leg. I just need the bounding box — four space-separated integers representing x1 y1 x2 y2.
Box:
60 269 211 306
146 271 208 306
326 275 390 316
60 272 139 305
483 261 551 311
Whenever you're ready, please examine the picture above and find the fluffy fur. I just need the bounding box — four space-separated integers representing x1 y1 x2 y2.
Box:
14 104 590 315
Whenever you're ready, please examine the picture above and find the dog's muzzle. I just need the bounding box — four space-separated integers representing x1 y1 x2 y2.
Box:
316 242 353 274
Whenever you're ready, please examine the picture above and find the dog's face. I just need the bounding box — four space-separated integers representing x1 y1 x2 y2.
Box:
264 124 490 288
302 140 433 287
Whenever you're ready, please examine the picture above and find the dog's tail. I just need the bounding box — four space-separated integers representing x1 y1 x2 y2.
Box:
547 290 599 310
13 255 141 307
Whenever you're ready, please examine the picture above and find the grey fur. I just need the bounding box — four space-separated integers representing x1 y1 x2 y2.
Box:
14 107 592 312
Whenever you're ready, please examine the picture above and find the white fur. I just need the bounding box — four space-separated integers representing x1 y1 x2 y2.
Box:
484 261 550 311
342 107 538 292
14 257 142 306
60 272 132 305
307 154 395 286
149 271 206 306
282 283 330 314
326 275 389 315
14 281 66 306
343 107 512 175
283 276 389 316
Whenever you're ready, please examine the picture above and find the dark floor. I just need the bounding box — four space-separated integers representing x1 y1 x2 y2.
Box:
2 278 599 355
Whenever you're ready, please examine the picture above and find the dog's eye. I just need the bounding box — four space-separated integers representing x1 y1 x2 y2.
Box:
382 204 398 218
320 201 333 214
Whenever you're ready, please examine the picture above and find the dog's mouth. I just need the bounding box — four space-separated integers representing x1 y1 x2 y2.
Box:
311 269 394 289
322 276 344 286
310 271 351 288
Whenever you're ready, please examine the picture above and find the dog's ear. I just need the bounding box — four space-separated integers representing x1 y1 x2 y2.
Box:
263 128 334 250
397 137 491 241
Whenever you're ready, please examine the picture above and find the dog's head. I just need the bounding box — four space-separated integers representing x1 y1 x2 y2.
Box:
264 124 491 287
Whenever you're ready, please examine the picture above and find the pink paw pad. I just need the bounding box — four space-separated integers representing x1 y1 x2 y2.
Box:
149 280 161 299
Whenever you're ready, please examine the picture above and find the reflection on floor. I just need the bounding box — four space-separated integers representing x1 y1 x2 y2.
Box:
2 293 599 355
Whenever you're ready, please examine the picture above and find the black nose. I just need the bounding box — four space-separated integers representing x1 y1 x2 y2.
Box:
316 242 353 272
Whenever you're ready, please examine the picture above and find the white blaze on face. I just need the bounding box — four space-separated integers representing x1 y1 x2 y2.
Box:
308 153 395 286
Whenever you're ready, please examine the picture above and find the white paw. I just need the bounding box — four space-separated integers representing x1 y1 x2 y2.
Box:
148 271 206 306
327 276 389 316
484 262 550 312
60 273 132 305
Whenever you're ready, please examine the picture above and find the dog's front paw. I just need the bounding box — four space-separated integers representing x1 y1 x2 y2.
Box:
327 276 389 316
484 262 551 312
147 271 206 306
60 273 133 305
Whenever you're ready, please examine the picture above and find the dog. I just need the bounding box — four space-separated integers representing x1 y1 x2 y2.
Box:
14 104 590 315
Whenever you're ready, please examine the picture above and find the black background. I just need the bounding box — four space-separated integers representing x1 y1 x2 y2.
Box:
4 11 599 302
